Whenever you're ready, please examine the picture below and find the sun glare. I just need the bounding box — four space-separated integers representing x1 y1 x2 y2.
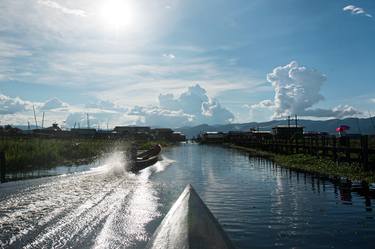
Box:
98 0 137 31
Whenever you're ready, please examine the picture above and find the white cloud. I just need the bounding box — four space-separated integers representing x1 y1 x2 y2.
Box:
130 84 234 127
0 85 235 128
250 99 274 109
64 110 135 129
0 94 33 114
0 41 32 58
37 0 87 17
40 97 69 110
249 61 361 120
85 100 127 112
343 5 372 18
162 53 176 59
267 61 326 118
129 106 194 128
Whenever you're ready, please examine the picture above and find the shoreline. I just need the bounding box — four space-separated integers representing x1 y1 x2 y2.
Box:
229 144 375 183
0 138 171 174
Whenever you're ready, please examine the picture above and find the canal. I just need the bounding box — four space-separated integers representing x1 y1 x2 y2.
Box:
1 143 375 248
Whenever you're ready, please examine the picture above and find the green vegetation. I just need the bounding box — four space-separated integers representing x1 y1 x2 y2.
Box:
230 144 375 183
0 138 128 172
0 137 174 172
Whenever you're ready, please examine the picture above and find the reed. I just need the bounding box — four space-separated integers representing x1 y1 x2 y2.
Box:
0 137 124 172
230 144 375 183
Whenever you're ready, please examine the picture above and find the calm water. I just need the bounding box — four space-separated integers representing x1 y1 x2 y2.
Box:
1 143 375 248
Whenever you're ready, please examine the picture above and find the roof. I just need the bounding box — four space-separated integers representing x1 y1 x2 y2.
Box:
251 131 272 134
273 125 304 128
204 131 223 134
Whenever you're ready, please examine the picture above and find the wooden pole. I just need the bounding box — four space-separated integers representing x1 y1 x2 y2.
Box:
346 137 351 164
322 136 327 158
0 151 5 183
33 105 38 128
361 135 369 169
41 112 45 128
332 136 337 162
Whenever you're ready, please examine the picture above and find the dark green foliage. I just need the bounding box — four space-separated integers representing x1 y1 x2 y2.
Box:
0 138 120 172
231 145 375 183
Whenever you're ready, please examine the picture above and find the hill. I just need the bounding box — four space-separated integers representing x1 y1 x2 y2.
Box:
176 117 375 138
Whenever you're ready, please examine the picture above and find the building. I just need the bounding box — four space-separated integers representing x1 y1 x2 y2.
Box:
114 126 151 135
70 128 97 136
200 132 226 143
151 128 174 140
227 131 253 143
170 132 186 142
272 125 304 138
32 123 66 136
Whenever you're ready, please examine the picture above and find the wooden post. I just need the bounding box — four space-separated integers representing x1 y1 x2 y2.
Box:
322 136 327 158
295 137 299 154
0 151 5 183
332 136 337 162
346 137 351 164
303 136 306 153
361 135 369 169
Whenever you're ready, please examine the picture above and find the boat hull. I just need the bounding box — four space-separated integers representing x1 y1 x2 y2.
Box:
130 155 159 173
127 144 162 173
137 144 162 159
146 184 235 249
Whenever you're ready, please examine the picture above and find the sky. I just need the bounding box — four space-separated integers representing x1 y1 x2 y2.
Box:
0 0 374 128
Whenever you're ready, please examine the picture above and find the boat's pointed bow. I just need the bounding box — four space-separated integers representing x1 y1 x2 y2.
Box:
146 184 236 249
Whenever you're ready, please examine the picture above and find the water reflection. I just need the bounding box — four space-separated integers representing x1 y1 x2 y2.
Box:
249 156 375 212
2 144 375 249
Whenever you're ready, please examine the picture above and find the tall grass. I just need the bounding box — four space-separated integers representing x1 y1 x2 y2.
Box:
0 137 126 172
230 144 375 183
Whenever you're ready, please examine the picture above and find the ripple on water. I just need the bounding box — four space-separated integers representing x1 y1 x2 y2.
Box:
2 145 375 249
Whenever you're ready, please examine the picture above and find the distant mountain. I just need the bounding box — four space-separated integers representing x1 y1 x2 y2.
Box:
176 117 375 138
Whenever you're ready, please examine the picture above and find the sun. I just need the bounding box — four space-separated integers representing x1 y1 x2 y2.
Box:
97 0 137 31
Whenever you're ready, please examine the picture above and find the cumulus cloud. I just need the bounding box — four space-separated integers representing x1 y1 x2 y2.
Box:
250 99 274 109
37 0 87 17
267 61 327 117
85 100 128 112
250 61 361 119
303 105 361 119
130 84 234 127
343 5 372 18
0 93 134 128
0 94 33 114
129 106 194 128
40 97 69 110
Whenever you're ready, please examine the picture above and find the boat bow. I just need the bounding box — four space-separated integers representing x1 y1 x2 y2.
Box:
146 184 235 249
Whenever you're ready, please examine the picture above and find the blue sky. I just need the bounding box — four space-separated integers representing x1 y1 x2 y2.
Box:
0 0 374 128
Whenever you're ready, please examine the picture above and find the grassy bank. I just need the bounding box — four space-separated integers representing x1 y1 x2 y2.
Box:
230 144 375 183
0 138 130 172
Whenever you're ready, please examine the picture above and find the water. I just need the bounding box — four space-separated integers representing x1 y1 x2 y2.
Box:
1 144 375 248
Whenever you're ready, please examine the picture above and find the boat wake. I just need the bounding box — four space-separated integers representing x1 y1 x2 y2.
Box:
0 152 174 248
141 156 175 175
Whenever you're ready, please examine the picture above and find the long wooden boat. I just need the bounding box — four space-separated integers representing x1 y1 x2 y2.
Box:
145 184 235 249
137 144 162 159
130 155 159 173
128 144 162 172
